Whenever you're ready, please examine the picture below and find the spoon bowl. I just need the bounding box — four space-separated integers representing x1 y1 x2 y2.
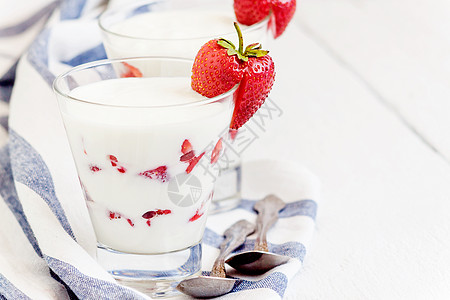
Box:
225 195 289 274
176 219 254 298
225 250 290 274
177 276 236 298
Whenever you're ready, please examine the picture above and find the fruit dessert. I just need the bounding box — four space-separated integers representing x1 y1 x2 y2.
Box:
100 0 296 59
63 75 234 254
191 22 275 130
102 9 267 59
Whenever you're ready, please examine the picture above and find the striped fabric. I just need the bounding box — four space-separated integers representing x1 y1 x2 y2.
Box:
0 1 319 299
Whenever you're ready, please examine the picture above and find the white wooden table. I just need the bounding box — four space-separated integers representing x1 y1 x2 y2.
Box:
244 0 450 298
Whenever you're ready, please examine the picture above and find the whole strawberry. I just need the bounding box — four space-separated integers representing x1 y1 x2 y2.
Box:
233 0 296 39
191 40 244 98
234 0 271 26
191 23 275 130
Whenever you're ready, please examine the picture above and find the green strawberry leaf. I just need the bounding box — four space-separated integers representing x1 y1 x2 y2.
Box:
217 23 268 62
218 38 236 50
227 48 238 56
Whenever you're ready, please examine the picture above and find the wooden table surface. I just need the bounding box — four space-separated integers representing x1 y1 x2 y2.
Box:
243 0 450 298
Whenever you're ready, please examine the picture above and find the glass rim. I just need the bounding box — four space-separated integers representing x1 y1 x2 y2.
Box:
52 56 238 109
98 0 270 42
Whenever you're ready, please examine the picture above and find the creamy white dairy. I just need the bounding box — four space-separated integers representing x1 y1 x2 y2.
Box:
102 9 268 59
110 11 243 40
62 77 233 254
71 77 207 106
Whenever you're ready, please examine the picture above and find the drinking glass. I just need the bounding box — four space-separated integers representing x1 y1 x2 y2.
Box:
53 57 236 297
99 0 270 213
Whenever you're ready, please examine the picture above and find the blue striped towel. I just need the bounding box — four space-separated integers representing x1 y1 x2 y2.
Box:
0 0 319 299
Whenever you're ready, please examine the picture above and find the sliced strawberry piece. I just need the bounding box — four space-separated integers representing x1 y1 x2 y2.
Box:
155 209 172 215
109 211 121 219
234 0 271 26
142 209 171 227
189 211 204 222
186 152 205 174
270 0 296 38
139 166 169 182
121 62 143 78
191 40 244 98
180 151 195 162
230 55 275 129
142 211 157 219
89 165 101 172
211 138 223 164
117 166 127 174
108 155 118 166
189 200 206 222
181 139 193 154
127 218 134 227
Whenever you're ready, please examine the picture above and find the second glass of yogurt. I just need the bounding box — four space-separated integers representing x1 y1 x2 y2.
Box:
99 0 270 213
53 57 236 297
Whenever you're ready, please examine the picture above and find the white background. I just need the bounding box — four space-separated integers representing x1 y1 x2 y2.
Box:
246 0 450 298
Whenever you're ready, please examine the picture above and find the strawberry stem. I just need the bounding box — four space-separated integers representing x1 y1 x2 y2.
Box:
216 23 268 62
234 22 244 57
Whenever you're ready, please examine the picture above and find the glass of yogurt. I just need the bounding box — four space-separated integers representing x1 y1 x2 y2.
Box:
99 0 270 213
53 57 236 297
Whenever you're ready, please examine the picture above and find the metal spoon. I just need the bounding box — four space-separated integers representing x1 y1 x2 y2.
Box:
176 219 255 298
225 194 289 274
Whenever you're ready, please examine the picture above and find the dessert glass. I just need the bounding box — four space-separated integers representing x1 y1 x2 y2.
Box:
98 0 270 213
53 57 236 297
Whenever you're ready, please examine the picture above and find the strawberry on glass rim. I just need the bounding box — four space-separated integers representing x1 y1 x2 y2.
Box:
191 22 275 130
234 0 296 38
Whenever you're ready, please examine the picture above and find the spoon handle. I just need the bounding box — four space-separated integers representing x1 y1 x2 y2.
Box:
210 219 255 278
253 194 286 251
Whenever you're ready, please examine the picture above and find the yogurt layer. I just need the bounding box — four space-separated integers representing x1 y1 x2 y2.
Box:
109 10 245 40
63 77 233 254
102 9 268 59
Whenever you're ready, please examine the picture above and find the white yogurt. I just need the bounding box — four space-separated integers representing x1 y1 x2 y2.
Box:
102 9 268 59
110 11 243 40
62 77 233 254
